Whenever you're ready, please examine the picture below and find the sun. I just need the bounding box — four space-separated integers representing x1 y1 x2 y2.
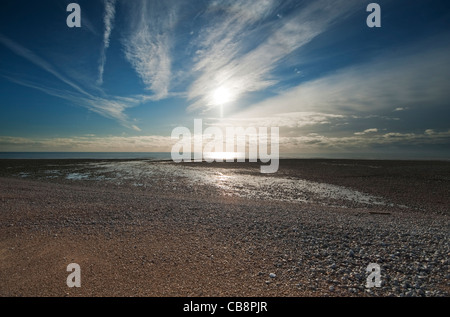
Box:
205 151 237 161
212 86 232 105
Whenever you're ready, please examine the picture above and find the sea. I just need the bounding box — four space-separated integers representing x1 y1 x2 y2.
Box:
1 152 448 160
0 152 173 160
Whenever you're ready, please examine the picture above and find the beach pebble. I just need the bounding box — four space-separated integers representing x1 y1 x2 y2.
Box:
2 159 449 297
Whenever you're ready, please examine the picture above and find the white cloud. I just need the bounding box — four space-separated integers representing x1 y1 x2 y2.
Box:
278 129 450 152
0 33 92 97
354 128 378 135
80 96 142 131
97 0 117 85
122 0 178 100
2 129 448 154
236 42 450 119
187 0 360 112
207 112 346 129
0 135 173 152
0 32 145 130
1 72 142 131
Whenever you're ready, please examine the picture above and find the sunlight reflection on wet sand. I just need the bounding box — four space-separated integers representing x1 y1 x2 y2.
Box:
82 161 387 207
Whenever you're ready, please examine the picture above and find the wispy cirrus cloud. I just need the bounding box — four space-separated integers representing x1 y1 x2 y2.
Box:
2 74 142 131
206 112 346 129
0 33 92 97
187 0 360 112
121 0 178 100
97 0 117 85
236 42 450 118
0 33 142 131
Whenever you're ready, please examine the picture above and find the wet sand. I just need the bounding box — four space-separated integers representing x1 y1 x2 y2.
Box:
0 159 449 297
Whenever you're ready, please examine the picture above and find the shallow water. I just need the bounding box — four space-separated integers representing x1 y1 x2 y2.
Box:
85 161 387 207
9 160 388 207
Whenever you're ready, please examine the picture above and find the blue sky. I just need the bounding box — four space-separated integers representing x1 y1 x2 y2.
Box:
0 0 449 158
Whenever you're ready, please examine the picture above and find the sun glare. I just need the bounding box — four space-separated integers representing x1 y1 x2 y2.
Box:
212 86 232 105
205 151 238 161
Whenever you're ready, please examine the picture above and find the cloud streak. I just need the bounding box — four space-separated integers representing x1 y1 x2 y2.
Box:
280 129 450 150
207 112 346 129
0 135 173 152
97 0 117 85
2 74 142 131
237 42 450 118
122 0 178 100
0 33 92 97
0 33 142 131
187 0 360 112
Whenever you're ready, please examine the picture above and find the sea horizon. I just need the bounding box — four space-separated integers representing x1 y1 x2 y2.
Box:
0 151 449 161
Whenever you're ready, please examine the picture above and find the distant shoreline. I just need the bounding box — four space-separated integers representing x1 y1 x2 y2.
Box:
0 156 449 163
0 152 449 161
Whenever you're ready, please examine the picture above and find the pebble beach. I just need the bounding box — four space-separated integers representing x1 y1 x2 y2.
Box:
0 159 449 297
